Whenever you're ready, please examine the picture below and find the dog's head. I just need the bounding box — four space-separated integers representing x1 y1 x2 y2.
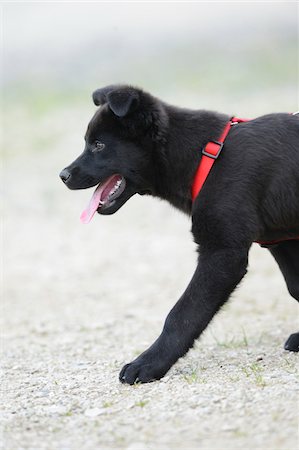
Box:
59 85 168 221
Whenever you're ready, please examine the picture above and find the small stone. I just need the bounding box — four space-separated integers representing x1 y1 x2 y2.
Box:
222 424 238 432
84 407 105 417
126 443 149 450
46 405 68 415
36 389 50 397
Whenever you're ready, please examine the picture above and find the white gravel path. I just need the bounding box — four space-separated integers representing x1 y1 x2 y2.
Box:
2 115 299 450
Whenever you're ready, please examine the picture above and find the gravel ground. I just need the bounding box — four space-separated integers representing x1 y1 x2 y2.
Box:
2 114 299 450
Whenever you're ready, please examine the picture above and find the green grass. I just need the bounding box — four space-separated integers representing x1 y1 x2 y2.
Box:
103 401 113 408
211 328 249 350
241 362 266 387
183 369 207 384
134 400 149 408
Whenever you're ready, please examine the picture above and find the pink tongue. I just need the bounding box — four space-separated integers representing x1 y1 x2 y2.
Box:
80 183 106 224
80 175 120 224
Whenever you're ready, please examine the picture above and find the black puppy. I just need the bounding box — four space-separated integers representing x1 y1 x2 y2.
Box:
60 85 299 384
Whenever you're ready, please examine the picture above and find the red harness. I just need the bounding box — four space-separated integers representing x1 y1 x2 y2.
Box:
191 116 299 246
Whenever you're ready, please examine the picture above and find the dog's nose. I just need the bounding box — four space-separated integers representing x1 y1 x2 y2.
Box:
59 168 71 183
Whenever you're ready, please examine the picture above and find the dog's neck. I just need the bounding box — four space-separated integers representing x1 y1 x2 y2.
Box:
153 105 229 214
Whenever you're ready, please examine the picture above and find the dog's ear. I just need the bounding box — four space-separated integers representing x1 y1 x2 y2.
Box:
92 85 115 106
92 85 139 118
106 89 139 117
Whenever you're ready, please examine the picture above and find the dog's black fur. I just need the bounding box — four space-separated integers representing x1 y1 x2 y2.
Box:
60 85 299 384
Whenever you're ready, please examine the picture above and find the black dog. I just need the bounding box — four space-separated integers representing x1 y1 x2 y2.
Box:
60 85 299 384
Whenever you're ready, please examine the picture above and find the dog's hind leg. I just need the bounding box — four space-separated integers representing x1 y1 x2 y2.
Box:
269 241 299 352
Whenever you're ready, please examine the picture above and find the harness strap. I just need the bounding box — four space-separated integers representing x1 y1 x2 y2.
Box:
191 117 247 200
257 237 299 247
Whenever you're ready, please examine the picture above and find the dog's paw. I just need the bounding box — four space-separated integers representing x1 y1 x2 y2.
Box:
284 332 299 352
119 357 168 385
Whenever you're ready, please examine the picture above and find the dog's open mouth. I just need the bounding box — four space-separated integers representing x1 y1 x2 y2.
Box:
80 174 126 224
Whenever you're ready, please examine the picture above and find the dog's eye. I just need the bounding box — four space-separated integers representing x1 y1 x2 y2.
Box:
93 141 105 152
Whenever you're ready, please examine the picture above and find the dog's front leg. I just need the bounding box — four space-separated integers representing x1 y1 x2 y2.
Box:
120 247 249 384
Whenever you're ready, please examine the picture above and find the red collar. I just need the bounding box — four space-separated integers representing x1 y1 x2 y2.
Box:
191 116 299 246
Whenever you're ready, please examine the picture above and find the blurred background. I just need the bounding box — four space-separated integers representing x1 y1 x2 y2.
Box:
4 1 298 161
2 3 299 448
